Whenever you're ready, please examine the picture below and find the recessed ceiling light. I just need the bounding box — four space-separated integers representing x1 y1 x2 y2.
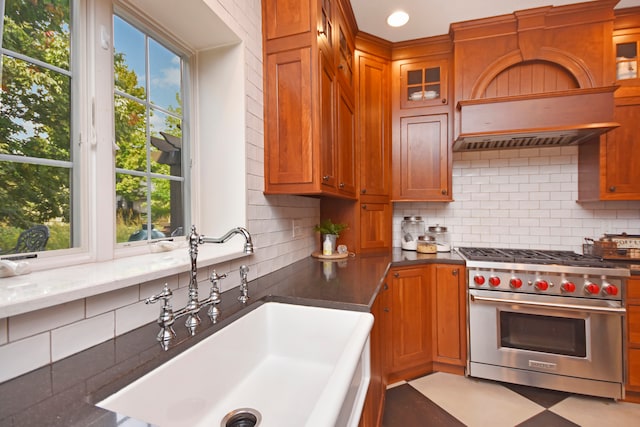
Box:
387 11 409 28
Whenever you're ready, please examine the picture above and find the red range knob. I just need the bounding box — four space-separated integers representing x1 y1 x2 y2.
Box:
603 284 618 296
510 278 523 289
535 280 549 291
561 281 576 293
489 276 501 287
474 275 486 286
584 282 600 295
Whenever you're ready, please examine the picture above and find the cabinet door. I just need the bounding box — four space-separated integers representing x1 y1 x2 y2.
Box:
601 97 640 200
359 202 391 252
336 82 356 196
393 113 450 201
432 264 466 368
359 287 386 427
400 59 448 109
265 47 314 190
627 278 640 393
386 266 432 380
359 55 390 197
320 49 337 191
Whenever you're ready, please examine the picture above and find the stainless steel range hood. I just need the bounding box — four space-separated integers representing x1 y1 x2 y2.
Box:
453 86 619 152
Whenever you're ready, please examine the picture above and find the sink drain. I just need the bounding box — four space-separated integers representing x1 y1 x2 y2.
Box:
221 408 262 427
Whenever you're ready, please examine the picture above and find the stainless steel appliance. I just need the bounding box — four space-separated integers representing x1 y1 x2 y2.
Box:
458 247 630 400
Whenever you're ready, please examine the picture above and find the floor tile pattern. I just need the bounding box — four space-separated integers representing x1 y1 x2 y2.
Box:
382 372 640 427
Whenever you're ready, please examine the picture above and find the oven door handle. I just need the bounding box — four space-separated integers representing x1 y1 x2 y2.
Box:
469 294 626 314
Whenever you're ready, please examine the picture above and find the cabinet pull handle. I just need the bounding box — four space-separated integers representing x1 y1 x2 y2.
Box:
383 307 390 313
322 175 330 181
609 186 616 192
383 283 388 290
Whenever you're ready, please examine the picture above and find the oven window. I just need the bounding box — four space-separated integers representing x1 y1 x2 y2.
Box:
500 311 587 357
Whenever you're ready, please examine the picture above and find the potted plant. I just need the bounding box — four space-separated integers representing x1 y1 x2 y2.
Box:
314 219 348 255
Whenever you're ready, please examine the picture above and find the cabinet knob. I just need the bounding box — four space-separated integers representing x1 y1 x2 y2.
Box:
442 98 447 104
322 175 330 181
452 269 458 276
362 204 367 210
361 188 367 194
609 186 617 192
441 189 448 195
383 283 388 291
383 307 390 313
339 182 345 188
394 272 400 278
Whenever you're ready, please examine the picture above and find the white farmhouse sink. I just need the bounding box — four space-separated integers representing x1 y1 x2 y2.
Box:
97 302 374 427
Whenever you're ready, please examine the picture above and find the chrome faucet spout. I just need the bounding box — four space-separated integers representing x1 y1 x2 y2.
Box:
199 227 254 254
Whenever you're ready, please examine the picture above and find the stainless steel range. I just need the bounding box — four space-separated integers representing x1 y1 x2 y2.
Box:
458 247 630 400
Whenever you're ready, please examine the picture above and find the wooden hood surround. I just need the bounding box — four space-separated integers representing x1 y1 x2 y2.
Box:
450 0 620 151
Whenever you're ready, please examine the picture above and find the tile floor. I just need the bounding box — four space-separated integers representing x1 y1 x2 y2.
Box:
382 372 640 427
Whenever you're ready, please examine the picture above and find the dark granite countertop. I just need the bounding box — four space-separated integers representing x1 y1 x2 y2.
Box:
0 250 463 427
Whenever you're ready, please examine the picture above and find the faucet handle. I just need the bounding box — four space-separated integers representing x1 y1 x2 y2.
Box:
145 284 173 305
238 265 250 303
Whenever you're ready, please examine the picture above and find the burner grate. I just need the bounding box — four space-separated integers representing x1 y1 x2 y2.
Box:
457 247 617 268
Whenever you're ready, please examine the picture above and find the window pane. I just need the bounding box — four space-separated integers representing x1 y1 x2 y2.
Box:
150 108 181 176
151 177 183 238
115 94 147 171
113 16 146 99
116 173 148 243
149 39 182 110
3 0 71 70
0 162 71 251
1 55 71 161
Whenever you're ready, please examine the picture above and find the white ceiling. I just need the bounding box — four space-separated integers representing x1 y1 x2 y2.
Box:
350 0 640 43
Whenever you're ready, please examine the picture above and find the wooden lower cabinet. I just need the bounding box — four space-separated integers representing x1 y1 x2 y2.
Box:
385 266 433 383
431 264 466 374
359 262 468 426
359 288 385 427
626 277 640 403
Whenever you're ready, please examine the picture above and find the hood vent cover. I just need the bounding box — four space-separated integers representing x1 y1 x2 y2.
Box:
454 86 619 152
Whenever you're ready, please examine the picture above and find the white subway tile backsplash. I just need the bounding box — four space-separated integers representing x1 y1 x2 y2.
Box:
395 146 640 251
9 300 85 341
0 333 50 383
51 313 114 362
86 286 139 317
115 299 159 337
0 318 6 345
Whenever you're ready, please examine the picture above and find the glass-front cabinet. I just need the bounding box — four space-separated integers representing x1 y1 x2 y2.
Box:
616 39 638 81
400 59 448 109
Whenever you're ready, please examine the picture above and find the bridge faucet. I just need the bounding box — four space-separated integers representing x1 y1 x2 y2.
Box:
146 225 254 348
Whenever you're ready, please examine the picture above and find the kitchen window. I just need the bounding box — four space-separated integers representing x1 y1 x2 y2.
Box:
113 14 187 245
1 0 248 274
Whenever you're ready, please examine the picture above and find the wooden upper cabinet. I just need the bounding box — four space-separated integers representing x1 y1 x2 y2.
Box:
578 19 640 202
400 59 449 109
262 0 357 198
358 54 390 197
263 0 311 40
265 48 314 189
392 113 451 201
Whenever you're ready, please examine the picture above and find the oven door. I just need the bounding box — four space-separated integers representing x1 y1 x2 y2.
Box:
468 289 625 383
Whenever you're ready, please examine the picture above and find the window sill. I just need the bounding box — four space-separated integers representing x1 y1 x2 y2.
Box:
0 243 251 318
